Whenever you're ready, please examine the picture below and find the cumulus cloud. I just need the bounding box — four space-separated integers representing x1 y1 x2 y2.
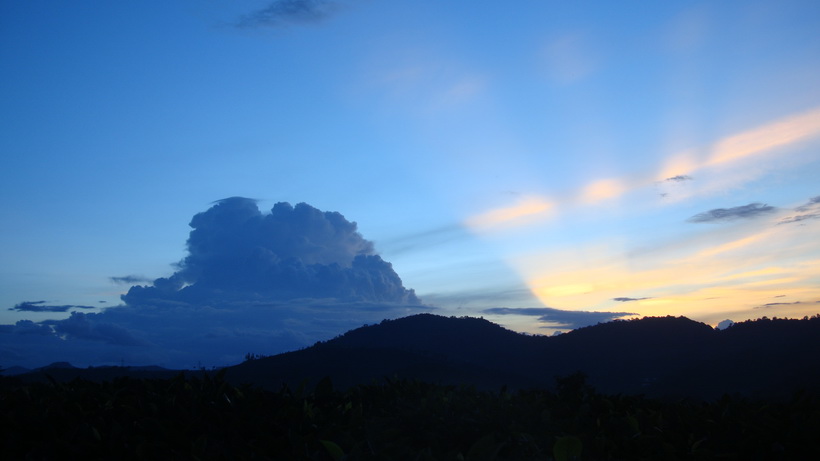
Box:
779 195 820 225
9 301 95 313
687 203 776 223
0 320 53 335
238 0 344 28
665 175 693 182
123 198 419 306
483 307 635 330
716 319 735 330
0 199 427 369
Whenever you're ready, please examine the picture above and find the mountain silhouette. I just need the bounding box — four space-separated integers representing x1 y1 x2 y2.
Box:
9 314 819 400
225 313 820 399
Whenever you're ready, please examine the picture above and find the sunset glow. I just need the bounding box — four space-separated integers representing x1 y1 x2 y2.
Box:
2 0 819 368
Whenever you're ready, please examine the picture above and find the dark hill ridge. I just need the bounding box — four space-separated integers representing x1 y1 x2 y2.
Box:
10 314 819 399
331 314 538 366
225 313 820 399
225 314 544 391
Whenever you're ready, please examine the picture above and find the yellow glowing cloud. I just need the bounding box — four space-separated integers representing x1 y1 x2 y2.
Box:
465 196 554 231
707 107 820 166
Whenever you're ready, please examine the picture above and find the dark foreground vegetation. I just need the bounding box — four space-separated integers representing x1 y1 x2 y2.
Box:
2 371 818 460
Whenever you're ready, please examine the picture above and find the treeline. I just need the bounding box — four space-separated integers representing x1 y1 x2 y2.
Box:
2 372 818 460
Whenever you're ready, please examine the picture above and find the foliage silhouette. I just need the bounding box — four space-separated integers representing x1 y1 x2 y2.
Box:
2 371 819 459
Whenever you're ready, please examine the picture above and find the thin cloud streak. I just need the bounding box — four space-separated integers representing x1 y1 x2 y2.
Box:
687 203 777 223
10 301 96 313
464 196 554 231
707 107 820 166
376 224 467 256
110 275 153 285
779 195 820 225
483 307 635 330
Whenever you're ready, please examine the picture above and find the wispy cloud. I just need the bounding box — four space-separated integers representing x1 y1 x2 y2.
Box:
541 32 598 84
756 300 804 309
377 224 467 256
109 275 152 285
464 107 820 234
367 55 489 113
464 196 554 231
779 195 820 225
795 196 820 212
10 301 95 313
579 178 628 205
687 203 776 223
237 0 344 28
707 107 820 167
612 297 651 302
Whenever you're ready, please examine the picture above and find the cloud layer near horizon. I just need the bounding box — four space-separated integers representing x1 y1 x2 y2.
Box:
0 198 425 369
483 307 635 330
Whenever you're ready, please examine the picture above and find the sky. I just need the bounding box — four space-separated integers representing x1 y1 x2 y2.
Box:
2 0 820 369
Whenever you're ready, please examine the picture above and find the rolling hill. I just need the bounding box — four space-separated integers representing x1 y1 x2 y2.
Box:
224 313 820 399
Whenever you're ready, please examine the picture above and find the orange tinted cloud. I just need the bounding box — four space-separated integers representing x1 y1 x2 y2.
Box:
579 178 628 204
707 107 820 166
465 196 554 231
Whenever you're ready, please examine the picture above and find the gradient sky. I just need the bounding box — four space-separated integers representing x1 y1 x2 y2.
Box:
2 1 820 367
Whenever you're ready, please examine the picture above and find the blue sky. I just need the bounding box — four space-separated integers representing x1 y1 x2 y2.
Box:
2 1 820 368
